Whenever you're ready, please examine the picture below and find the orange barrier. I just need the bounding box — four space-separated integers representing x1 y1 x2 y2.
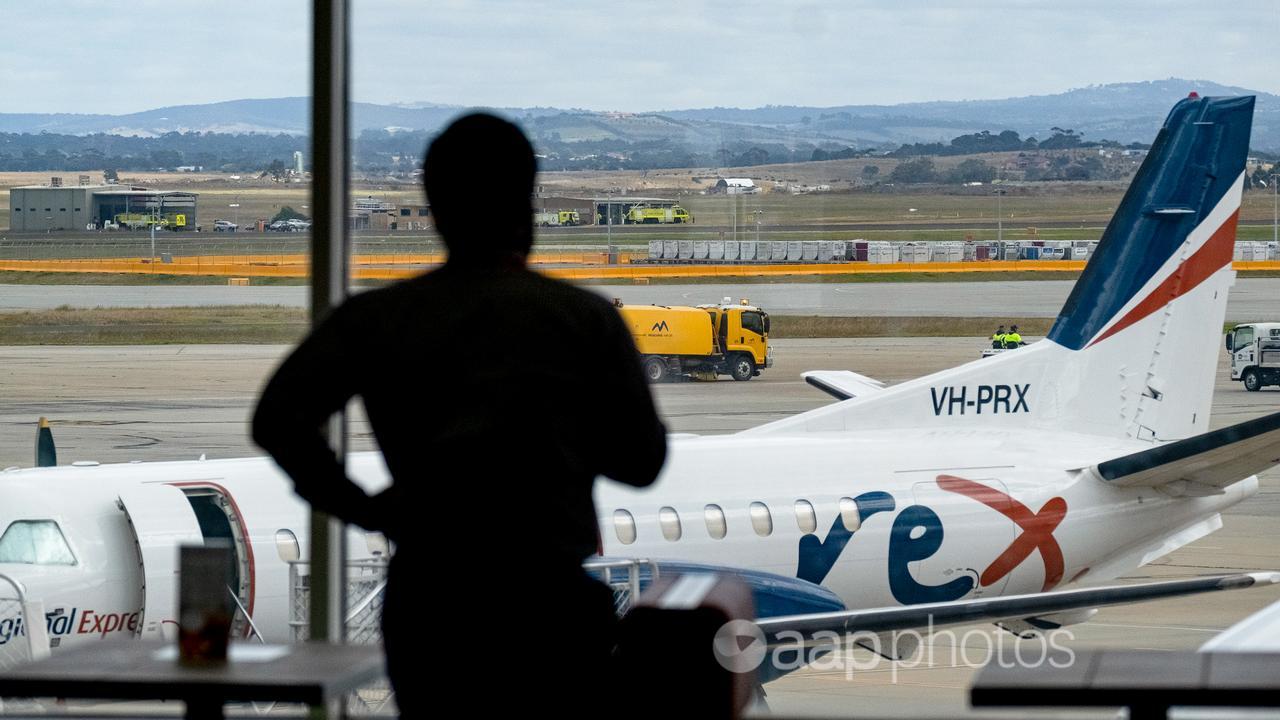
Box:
1 257 1277 281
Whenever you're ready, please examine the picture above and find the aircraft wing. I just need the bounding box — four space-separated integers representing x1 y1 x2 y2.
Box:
1200 598 1280 653
1093 410 1280 491
756 573 1280 648
802 371 887 401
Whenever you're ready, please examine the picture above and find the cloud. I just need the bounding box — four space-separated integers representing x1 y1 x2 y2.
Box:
2 1 1277 114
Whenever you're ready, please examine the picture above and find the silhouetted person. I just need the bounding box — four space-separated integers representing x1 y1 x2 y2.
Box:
252 113 667 714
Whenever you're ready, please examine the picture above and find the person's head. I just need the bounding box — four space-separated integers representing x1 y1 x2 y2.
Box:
996 325 1005 332
423 113 537 264
1010 325 1019 333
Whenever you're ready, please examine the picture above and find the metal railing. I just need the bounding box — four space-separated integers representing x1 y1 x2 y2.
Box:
584 557 659 616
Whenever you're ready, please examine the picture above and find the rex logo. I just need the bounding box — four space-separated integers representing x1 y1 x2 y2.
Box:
794 476 1067 604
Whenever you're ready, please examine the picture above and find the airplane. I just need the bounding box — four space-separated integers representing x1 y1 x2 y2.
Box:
0 94 1278 688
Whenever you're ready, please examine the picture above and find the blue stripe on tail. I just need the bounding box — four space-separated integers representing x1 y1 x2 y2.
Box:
1047 95 1254 351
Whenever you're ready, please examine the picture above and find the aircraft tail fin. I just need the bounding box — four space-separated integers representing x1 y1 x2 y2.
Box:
35 417 56 468
748 95 1254 442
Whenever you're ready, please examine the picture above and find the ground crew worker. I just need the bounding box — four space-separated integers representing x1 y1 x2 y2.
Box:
991 325 1006 349
1005 324 1024 348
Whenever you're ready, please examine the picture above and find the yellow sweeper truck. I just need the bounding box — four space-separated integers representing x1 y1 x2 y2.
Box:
618 298 772 382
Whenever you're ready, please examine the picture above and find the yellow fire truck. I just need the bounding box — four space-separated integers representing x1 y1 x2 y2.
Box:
113 213 187 230
533 210 581 226
623 204 692 224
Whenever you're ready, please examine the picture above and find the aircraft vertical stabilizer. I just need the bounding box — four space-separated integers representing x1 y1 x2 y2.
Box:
749 95 1254 442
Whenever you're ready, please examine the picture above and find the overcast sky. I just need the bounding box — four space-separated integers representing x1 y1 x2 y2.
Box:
3 1 1277 114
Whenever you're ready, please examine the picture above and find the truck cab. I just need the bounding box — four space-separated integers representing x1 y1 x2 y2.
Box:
699 299 772 380
1226 322 1280 391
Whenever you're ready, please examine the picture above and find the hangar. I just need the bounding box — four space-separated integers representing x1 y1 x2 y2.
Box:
9 178 199 232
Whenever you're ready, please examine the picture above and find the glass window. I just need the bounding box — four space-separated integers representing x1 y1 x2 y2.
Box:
275 529 300 562
704 504 727 540
658 506 682 542
794 500 818 534
613 509 637 545
0 520 76 565
749 502 773 537
839 497 861 531
741 311 764 335
1236 327 1254 346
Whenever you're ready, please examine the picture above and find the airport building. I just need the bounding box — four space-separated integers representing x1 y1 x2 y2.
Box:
8 178 199 232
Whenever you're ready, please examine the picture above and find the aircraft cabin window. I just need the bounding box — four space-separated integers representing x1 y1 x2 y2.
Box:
613 509 637 545
275 529 300 562
839 497 862 532
749 502 773 537
658 507 682 542
704 504 728 540
794 500 818 534
0 520 76 565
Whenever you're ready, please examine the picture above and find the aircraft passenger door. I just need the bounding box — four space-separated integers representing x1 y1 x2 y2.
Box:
117 485 204 640
910 478 1014 598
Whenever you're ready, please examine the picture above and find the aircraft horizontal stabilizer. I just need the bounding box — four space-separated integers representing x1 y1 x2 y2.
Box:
756 573 1280 648
802 371 886 401
1093 410 1280 491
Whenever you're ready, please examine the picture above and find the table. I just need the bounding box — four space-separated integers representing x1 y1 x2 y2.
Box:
0 641 385 719
971 649 1280 720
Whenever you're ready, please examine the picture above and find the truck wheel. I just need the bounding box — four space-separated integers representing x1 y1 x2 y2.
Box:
730 354 756 381
1244 369 1262 392
642 357 668 383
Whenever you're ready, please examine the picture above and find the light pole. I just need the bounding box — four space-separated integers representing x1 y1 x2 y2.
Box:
993 184 1006 244
150 200 159 260
1271 173 1278 245
605 188 613 257
753 208 763 244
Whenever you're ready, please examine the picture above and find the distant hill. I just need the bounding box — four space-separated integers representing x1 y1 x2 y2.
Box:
661 79 1280 150
0 80 1276 151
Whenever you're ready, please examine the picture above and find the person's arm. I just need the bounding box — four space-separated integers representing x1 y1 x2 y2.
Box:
252 298 384 531
596 307 667 488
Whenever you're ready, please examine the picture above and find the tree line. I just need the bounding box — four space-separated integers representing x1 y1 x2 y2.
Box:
12 125 1273 189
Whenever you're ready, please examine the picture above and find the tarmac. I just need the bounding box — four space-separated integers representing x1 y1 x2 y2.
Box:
1 338 1277 717
3 278 1280 322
